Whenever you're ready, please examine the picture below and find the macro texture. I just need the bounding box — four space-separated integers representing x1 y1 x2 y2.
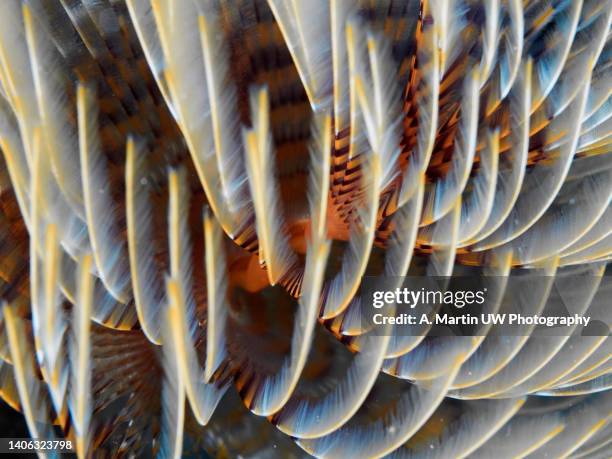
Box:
0 0 610 457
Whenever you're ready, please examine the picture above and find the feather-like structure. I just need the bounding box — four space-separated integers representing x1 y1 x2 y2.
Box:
0 1 608 457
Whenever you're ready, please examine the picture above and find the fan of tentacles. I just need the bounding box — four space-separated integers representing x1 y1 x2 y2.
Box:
0 0 610 457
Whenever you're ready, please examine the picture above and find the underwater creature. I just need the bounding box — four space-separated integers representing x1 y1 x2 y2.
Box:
0 0 610 457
